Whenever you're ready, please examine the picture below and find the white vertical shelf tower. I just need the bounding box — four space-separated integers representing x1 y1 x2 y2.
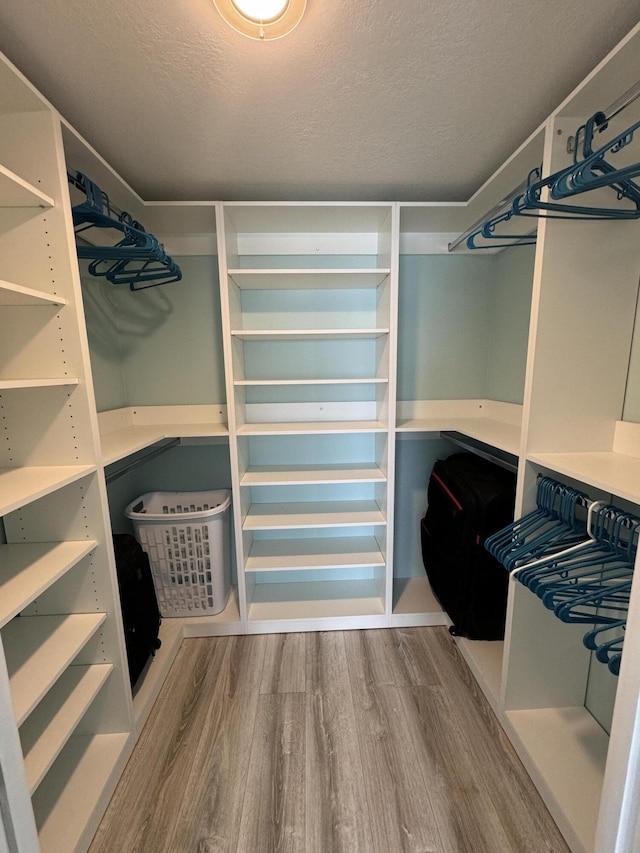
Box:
217 202 398 631
0 55 133 852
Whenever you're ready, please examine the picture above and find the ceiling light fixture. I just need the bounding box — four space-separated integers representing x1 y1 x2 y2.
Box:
214 0 306 40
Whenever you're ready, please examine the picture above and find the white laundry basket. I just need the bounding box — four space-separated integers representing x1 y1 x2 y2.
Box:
126 489 231 617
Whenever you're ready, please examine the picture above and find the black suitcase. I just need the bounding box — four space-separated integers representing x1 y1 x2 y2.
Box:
113 534 162 687
420 452 516 640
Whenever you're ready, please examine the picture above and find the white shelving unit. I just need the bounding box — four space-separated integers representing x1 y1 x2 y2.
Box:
0 53 133 853
1 20 639 853
217 202 397 630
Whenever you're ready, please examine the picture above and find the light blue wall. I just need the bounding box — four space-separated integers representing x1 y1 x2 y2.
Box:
397 252 534 404
117 256 225 406
81 272 127 412
397 255 495 400
393 437 453 579
622 286 640 422
84 256 225 409
486 245 535 404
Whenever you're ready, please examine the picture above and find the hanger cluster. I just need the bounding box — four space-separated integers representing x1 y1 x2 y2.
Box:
467 108 640 249
68 171 182 291
486 477 638 676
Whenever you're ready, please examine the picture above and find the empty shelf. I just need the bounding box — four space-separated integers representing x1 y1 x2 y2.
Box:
245 536 385 572
241 463 386 486
0 378 79 390
0 541 97 628
0 280 65 306
227 269 391 289
21 664 113 794
33 732 131 853
243 500 386 530
527 450 640 505
0 465 95 516
4 613 107 725
247 579 386 622
397 416 520 457
231 328 389 341
234 377 388 386
506 706 609 853
100 422 229 466
0 163 55 208
237 420 388 436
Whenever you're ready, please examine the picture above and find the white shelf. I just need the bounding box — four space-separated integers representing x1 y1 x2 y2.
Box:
237 420 388 435
245 536 385 572
234 377 388 386
132 619 185 737
231 328 389 340
241 463 386 486
397 416 521 456
3 613 107 726
0 541 97 629
247 579 386 621
0 280 65 306
20 664 113 794
100 422 229 466
32 732 131 853
228 269 391 289
392 576 443 615
243 500 386 530
0 378 79 390
455 638 504 708
506 706 609 853
0 163 55 208
527 450 640 505
0 465 95 516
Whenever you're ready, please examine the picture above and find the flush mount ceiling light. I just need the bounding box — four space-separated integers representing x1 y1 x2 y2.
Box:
214 0 306 40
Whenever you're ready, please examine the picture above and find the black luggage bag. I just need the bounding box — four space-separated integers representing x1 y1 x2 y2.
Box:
420 452 516 640
112 534 162 687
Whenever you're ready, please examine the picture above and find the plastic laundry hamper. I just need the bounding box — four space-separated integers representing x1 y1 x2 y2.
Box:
125 489 231 617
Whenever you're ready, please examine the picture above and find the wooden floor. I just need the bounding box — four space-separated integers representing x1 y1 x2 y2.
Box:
89 627 570 853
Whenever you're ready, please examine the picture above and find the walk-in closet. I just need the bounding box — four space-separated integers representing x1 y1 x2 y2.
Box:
1 5 640 852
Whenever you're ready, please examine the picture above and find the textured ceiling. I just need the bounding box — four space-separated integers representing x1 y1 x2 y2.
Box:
0 1 639 202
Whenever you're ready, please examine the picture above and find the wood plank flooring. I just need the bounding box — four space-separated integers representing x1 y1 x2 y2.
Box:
88 627 570 853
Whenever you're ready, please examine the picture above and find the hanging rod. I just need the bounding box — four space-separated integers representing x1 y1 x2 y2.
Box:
601 78 640 125
447 176 534 252
440 431 518 473
105 438 180 484
449 78 640 253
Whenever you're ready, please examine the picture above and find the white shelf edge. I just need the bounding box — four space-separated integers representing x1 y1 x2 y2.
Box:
247 578 386 622
0 280 65 306
526 450 640 505
234 377 388 386
243 500 386 530
0 378 79 390
245 535 385 572
236 420 388 435
0 465 96 516
4 613 107 726
0 540 97 629
21 663 113 794
227 269 391 290
231 328 390 340
0 163 55 208
32 732 132 853
100 422 229 466
396 416 521 457
240 463 386 485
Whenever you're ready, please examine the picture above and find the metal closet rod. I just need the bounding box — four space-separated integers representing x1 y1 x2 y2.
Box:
447 77 640 253
105 438 180 484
